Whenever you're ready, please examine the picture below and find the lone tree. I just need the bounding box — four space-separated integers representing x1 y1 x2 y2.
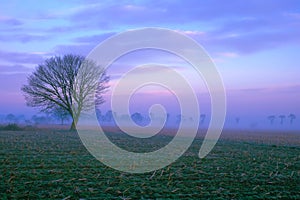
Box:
22 54 109 130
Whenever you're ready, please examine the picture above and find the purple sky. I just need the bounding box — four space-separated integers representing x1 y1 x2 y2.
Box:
0 0 300 129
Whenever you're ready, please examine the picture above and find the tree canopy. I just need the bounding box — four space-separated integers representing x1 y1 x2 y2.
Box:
21 54 109 130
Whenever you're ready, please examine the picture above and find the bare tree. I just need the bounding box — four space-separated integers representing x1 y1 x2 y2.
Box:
51 106 70 125
104 110 114 122
235 117 240 124
5 114 17 124
288 114 296 124
278 115 285 125
176 114 185 124
131 112 144 124
21 54 109 130
268 115 275 125
200 114 206 124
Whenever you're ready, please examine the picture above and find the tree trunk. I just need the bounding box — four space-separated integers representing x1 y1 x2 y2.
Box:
70 119 77 131
70 113 80 131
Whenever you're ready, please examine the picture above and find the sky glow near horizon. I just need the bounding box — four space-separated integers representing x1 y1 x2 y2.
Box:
0 0 300 129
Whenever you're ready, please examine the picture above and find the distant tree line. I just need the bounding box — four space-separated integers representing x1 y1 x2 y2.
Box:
1 112 298 128
95 110 207 126
267 114 296 125
0 113 71 126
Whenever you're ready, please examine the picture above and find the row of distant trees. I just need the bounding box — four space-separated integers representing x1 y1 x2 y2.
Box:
0 111 206 126
96 110 206 125
97 111 298 126
94 111 299 127
1 112 297 127
0 113 70 125
267 114 296 125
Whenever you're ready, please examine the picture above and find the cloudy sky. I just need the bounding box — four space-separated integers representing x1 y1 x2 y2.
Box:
0 0 299 129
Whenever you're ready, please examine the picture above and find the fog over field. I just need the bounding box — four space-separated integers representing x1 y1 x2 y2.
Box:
0 0 300 199
1 1 299 132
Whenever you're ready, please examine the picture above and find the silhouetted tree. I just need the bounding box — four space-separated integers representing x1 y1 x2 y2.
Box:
21 54 109 130
5 114 16 123
104 110 113 122
95 108 103 121
166 113 170 123
288 114 296 124
268 115 275 125
17 115 26 123
278 115 285 125
31 115 38 125
236 117 240 124
176 114 182 124
25 119 32 125
200 114 206 124
131 112 144 124
0 115 4 123
31 115 48 125
51 106 70 125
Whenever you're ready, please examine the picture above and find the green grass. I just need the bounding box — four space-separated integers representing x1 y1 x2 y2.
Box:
0 130 300 199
